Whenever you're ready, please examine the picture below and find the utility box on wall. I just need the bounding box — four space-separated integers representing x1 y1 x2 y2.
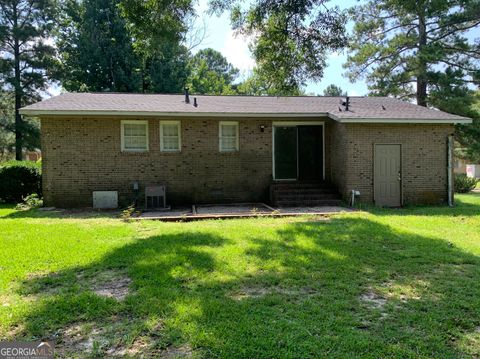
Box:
466 165 480 179
93 191 118 209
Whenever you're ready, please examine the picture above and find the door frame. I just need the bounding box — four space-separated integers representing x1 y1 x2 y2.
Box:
272 121 325 181
373 143 403 206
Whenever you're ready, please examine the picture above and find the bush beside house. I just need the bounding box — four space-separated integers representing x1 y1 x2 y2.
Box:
454 173 478 193
0 161 41 203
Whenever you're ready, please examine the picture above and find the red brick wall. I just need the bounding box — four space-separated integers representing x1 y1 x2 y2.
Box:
40 117 452 207
41 117 333 207
331 123 454 205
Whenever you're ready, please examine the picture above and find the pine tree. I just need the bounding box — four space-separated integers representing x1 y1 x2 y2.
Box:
0 0 58 159
345 0 480 106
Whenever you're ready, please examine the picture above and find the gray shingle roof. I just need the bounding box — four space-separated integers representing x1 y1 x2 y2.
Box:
19 92 471 123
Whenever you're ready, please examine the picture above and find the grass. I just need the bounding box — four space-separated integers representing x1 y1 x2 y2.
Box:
1 194 480 358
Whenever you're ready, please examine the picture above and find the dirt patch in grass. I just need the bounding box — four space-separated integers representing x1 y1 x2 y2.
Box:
56 318 193 358
91 277 131 301
56 322 109 356
229 285 319 301
106 336 152 357
2 323 25 340
19 269 132 302
360 289 387 310
161 343 193 358
77 269 131 301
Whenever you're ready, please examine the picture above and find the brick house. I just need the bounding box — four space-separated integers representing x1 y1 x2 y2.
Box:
20 92 471 208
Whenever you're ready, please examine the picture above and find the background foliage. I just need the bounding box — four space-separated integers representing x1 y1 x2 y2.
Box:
0 161 41 202
0 0 479 161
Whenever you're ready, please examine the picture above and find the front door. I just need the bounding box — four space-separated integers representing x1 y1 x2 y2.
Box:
273 125 323 180
374 144 402 207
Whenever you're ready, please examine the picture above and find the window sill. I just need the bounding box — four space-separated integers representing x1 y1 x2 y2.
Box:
121 150 149 154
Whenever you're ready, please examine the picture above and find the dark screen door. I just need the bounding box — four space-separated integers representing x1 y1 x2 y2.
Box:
298 126 323 180
274 127 297 179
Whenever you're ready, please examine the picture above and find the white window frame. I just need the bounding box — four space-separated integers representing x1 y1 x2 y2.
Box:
160 120 181 152
121 120 149 152
219 121 239 152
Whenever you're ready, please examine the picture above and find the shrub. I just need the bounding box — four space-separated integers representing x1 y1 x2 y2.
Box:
454 173 478 193
0 161 41 203
15 193 43 210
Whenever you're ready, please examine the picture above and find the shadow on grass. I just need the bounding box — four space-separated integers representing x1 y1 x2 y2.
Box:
359 192 480 217
13 217 480 357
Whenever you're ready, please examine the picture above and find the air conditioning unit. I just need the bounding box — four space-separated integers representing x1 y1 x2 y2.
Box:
145 185 170 210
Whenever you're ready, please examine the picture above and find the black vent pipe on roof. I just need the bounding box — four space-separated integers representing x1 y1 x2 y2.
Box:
193 97 198 107
345 96 350 111
184 87 190 104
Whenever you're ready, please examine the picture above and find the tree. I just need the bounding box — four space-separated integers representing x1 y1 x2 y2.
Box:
142 42 190 94
187 48 239 94
235 67 303 96
0 90 40 159
345 0 480 107
323 84 346 96
432 84 480 162
58 0 191 94
210 0 346 92
57 0 142 92
0 0 57 159
0 91 15 159
119 0 195 55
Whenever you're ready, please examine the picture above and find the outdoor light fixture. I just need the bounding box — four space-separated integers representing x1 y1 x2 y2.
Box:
260 125 266 132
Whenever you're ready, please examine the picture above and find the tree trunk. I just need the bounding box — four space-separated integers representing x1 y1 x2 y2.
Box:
13 3 23 160
416 4 428 107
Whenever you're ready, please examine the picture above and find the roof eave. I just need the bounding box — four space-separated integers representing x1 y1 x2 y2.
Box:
19 109 472 124
334 117 472 124
18 109 330 118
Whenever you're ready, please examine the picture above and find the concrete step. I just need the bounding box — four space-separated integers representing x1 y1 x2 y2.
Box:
270 181 342 207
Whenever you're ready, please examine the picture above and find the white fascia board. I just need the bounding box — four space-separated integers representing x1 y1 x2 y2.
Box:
334 117 472 124
19 109 472 124
18 110 330 118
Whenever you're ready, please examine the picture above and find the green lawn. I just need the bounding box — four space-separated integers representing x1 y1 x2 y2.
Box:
1 195 480 358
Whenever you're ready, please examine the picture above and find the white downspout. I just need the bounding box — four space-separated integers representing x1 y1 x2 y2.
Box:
447 134 454 207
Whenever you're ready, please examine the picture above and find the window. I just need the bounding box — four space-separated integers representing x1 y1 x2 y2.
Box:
121 120 148 151
219 121 239 152
160 121 181 152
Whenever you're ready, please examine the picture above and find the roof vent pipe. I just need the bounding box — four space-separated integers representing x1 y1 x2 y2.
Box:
184 88 190 104
345 96 350 111
193 97 198 107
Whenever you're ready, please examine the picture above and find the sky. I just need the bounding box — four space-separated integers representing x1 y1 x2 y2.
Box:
193 0 368 96
48 0 365 97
